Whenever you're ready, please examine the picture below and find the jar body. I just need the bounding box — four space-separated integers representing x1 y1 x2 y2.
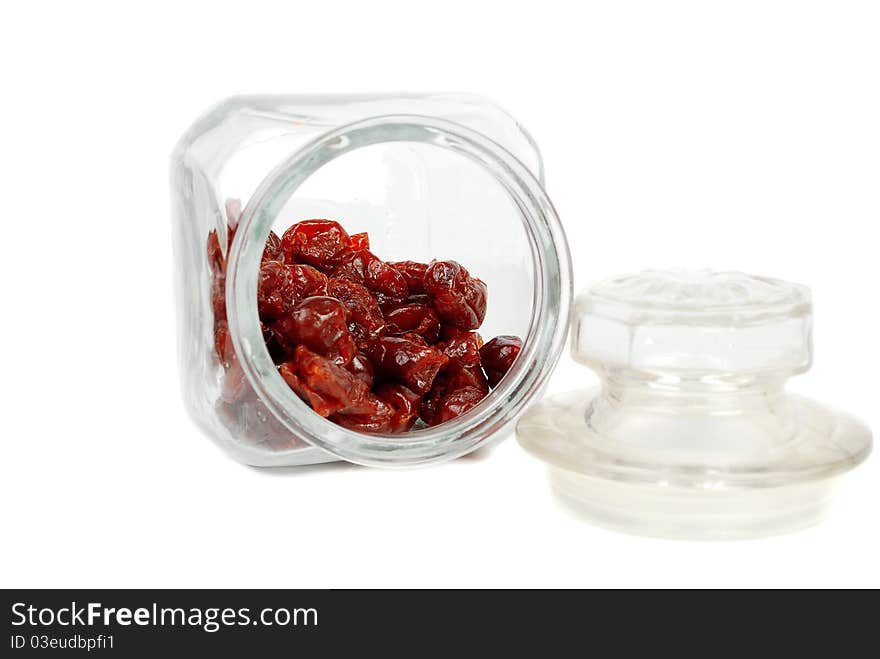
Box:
171 94 570 467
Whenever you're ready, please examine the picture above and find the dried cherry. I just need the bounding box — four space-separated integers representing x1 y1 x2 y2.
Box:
271 296 356 366
330 395 394 433
350 232 370 251
211 270 227 320
389 261 428 294
331 250 409 304
346 352 374 388
365 334 448 394
279 345 369 417
438 328 483 368
257 260 297 321
263 230 283 262
213 320 234 368
281 219 352 268
420 360 489 426
423 260 487 330
374 382 423 433
327 277 385 347
480 335 523 387
384 303 441 343
206 224 235 275
288 263 329 299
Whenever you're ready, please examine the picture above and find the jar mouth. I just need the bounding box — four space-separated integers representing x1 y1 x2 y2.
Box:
226 115 572 466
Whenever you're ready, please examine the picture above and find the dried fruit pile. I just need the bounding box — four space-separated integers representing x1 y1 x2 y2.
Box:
210 216 522 434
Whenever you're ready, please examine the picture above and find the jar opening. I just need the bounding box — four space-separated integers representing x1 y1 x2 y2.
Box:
226 115 571 466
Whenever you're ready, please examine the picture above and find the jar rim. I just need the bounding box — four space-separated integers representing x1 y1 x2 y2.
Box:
226 114 572 466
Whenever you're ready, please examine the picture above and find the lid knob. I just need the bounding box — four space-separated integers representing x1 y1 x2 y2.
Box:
572 270 812 378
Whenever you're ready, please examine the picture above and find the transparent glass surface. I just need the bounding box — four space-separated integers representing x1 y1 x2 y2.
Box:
171 94 572 467
517 270 871 539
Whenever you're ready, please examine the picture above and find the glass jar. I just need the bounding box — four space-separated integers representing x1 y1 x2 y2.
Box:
171 94 572 467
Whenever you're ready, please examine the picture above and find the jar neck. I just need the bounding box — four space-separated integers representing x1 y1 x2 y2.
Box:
224 115 572 466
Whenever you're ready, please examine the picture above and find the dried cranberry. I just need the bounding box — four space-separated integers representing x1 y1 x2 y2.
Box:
420 361 489 426
287 263 329 298
263 230 283 262
327 277 386 347
279 345 370 417
257 260 297 321
449 361 490 393
207 230 225 274
480 335 523 387
271 296 357 366
365 334 448 394
374 382 423 433
436 387 486 423
330 395 394 433
420 383 487 426
281 219 352 268
423 260 487 330
389 261 428 294
350 232 370 251
346 352 374 388
214 320 235 368
332 250 409 303
207 223 237 275
211 271 227 320
438 329 483 367
384 304 441 343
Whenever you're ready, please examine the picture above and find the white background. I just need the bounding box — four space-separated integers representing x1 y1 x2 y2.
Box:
2 1 877 588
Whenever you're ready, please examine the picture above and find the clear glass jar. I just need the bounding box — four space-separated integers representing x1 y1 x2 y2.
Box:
171 94 572 467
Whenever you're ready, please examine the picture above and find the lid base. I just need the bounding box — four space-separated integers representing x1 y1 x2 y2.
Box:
517 388 871 540
548 466 834 540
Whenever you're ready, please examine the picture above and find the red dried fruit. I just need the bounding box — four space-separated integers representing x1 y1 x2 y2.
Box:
263 230 283 262
330 394 394 433
374 382 423 433
389 261 428 294
327 277 386 347
448 361 491 394
384 303 441 343
480 335 523 387
271 296 357 367
346 352 375 388
214 320 235 368
350 232 370 251
279 346 370 417
423 260 487 330
207 224 236 275
420 361 489 426
331 250 409 303
378 293 430 313
287 263 329 298
211 226 285 319
257 260 297 321
436 387 486 422
212 211 522 434
421 382 488 426
211 270 227 319
365 334 448 394
438 329 483 368
281 219 352 268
